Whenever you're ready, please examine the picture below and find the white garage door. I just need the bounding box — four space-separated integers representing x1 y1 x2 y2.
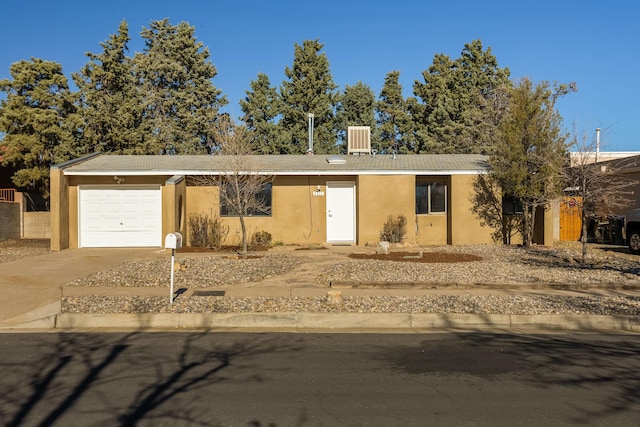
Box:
79 186 162 247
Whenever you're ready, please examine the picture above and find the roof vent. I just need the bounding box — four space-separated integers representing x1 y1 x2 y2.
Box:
326 155 346 165
347 126 371 155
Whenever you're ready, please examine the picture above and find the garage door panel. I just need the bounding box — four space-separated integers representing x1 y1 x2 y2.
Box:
79 186 162 247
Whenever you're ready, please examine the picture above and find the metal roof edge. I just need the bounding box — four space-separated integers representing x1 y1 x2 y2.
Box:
52 152 101 170
64 169 486 177
165 175 185 185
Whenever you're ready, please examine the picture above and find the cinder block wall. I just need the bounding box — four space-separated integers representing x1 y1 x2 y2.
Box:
22 212 50 239
0 202 20 241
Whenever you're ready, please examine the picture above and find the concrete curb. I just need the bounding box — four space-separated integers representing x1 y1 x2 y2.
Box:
0 302 61 329
48 312 640 333
330 281 640 291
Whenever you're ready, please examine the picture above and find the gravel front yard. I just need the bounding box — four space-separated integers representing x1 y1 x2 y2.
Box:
3 239 640 316
60 243 640 288
59 243 640 316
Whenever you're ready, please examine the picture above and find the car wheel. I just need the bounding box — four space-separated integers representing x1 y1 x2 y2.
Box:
629 229 640 255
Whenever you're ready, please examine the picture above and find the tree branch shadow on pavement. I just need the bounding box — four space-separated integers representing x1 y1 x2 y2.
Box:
377 332 640 424
1 333 133 427
0 331 304 426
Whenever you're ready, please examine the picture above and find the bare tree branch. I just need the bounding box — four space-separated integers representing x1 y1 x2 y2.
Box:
191 117 273 256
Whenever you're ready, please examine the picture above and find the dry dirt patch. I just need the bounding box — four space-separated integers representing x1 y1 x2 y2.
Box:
349 251 483 263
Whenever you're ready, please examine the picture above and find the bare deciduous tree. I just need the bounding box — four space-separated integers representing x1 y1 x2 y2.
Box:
192 118 273 257
564 129 638 264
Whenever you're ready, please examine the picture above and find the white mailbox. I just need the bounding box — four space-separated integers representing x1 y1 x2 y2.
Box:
165 232 183 304
164 232 183 249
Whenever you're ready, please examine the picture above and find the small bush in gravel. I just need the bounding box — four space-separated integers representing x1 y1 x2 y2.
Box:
380 214 407 243
188 212 229 249
251 230 273 247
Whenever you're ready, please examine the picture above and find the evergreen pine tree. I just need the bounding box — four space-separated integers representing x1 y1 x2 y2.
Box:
0 59 80 201
413 40 510 154
135 19 227 154
280 39 339 154
240 73 288 154
73 20 142 154
376 71 416 153
456 40 511 154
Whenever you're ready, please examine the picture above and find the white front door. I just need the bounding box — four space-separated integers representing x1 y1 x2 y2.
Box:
79 186 162 247
326 181 356 243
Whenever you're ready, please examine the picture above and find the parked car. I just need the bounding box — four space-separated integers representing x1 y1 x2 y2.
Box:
626 208 640 254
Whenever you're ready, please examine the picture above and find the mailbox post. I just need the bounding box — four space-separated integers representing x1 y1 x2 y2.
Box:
164 232 183 304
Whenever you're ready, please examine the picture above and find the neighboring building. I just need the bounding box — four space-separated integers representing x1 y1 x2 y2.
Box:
569 151 640 166
49 153 553 250
598 154 640 217
556 154 640 243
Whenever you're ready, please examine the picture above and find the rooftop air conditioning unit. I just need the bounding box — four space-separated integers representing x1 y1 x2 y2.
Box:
347 126 371 155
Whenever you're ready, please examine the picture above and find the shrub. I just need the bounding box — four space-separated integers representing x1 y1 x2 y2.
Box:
188 213 208 247
188 212 229 249
379 214 407 243
250 230 273 247
208 214 230 249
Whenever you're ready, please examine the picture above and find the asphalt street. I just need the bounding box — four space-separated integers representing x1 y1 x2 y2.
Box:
1 332 639 426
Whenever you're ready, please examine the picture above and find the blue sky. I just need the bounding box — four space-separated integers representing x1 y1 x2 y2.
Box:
1 0 637 151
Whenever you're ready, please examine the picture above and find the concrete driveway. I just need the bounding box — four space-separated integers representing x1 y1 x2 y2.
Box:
0 248 158 326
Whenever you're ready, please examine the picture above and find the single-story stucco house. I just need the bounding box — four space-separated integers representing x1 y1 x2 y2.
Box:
49 152 554 250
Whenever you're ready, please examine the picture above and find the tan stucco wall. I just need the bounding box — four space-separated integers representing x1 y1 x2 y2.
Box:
68 185 78 248
357 174 494 246
50 168 69 250
67 176 169 187
449 174 495 245
185 185 218 245
55 171 497 249
162 176 187 240
185 176 336 246
269 175 328 244
356 175 415 244
415 213 448 245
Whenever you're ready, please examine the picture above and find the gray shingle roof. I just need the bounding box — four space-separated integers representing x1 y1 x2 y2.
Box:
59 153 489 176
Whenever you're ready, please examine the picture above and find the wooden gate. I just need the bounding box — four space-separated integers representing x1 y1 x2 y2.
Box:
559 196 582 241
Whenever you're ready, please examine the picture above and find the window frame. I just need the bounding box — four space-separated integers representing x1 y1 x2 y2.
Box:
415 180 447 215
220 182 273 217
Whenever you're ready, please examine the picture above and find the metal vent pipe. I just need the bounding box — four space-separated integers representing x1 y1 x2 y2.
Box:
307 113 314 154
595 128 601 163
